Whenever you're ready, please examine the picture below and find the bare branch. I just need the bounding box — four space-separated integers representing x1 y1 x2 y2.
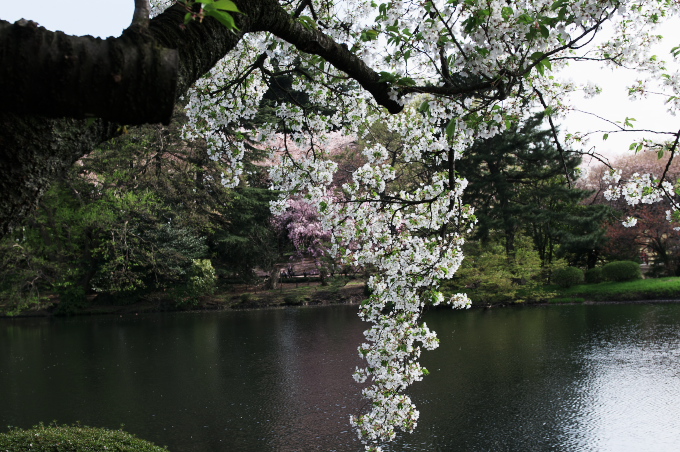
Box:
131 0 151 29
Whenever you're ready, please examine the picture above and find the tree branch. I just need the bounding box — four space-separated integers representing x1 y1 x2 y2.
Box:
0 18 178 124
266 9 404 114
131 0 151 29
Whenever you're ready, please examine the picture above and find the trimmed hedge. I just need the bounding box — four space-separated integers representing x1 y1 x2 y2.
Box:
551 267 584 288
602 261 642 282
584 267 604 284
0 424 167 451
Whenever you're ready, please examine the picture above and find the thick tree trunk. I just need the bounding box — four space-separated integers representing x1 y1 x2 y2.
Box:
0 4 247 237
0 0 401 237
0 20 178 124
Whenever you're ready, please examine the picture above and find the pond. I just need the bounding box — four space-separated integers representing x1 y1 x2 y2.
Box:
1 303 680 451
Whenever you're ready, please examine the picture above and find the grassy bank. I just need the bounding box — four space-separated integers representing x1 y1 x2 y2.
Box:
450 277 680 306
544 277 680 303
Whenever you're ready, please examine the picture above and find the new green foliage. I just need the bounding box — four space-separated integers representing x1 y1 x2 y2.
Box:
451 235 549 304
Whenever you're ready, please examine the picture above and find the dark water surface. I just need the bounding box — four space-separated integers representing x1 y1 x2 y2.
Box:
2 304 680 451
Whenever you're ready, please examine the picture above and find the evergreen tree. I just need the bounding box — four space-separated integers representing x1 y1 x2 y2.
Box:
458 114 609 267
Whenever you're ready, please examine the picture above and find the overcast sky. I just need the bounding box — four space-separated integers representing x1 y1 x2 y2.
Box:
2 0 679 166
0 0 132 37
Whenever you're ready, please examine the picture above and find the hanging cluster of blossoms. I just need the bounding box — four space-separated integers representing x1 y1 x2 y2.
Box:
150 0 679 450
603 168 679 228
604 170 674 205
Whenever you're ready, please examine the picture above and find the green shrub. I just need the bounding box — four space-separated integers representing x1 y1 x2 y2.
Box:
174 259 217 307
187 259 217 295
283 295 303 306
584 267 604 284
0 423 167 451
551 267 584 288
453 236 543 304
602 261 643 282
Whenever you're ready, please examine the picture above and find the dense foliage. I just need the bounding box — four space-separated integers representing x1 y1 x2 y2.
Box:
0 119 279 313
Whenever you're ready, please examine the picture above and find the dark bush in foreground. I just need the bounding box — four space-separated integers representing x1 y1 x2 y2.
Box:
602 261 642 282
584 267 604 284
0 423 167 451
552 267 584 288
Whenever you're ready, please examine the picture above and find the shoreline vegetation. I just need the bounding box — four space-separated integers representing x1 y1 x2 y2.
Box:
0 276 369 318
3 275 680 318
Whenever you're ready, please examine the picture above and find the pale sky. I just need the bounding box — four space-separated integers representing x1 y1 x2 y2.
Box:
2 0 679 165
0 0 132 38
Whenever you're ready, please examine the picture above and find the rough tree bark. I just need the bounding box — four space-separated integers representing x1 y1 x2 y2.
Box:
0 20 178 124
0 0 402 237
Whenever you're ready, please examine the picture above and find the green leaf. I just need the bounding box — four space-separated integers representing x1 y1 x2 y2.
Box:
205 9 238 29
378 71 398 83
297 15 317 30
550 0 569 10
212 0 240 12
396 76 416 86
445 118 456 138
536 62 545 76
517 13 533 25
530 51 545 62
418 100 430 114
184 12 193 24
658 148 665 159
361 29 380 41
603 133 609 141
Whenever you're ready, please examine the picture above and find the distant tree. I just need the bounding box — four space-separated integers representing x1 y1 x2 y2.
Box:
272 198 331 259
211 187 278 281
584 152 680 274
602 203 680 276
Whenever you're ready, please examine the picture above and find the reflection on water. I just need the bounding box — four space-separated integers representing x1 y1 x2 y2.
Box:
564 308 680 452
399 304 680 452
1 304 680 451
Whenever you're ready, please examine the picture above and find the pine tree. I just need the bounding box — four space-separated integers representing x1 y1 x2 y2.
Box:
458 114 609 267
